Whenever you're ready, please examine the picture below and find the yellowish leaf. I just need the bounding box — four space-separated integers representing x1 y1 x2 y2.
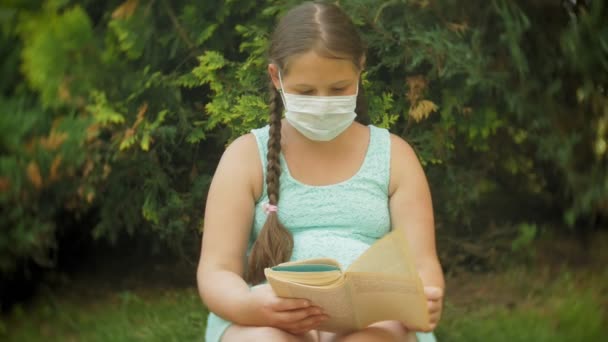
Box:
103 163 112 180
86 124 100 143
58 78 71 102
140 133 151 151
86 190 95 204
112 0 139 19
409 100 438 123
406 75 429 105
447 22 469 34
83 159 94 178
49 154 63 182
595 138 607 157
39 130 68 151
133 102 148 130
411 0 430 8
27 161 43 189
120 128 137 150
0 177 10 193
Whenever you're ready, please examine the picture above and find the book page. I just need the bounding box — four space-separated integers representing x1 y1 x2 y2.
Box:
345 230 429 330
346 229 417 277
266 276 357 333
346 273 429 331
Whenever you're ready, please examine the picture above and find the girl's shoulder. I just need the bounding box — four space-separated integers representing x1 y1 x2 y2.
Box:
387 132 426 196
217 132 264 198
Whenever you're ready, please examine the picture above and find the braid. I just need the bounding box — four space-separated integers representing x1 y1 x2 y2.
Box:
266 83 283 206
245 80 293 285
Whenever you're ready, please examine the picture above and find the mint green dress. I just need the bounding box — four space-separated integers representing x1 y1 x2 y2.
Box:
204 124 437 342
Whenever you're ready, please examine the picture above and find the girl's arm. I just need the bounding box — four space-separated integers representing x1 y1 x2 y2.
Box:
196 133 324 333
388 134 445 329
196 133 261 324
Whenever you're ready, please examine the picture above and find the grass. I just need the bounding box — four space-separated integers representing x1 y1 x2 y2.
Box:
2 232 607 341
2 267 606 341
435 267 608 341
0 288 209 342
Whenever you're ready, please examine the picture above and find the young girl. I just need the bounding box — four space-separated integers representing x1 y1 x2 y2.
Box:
197 2 444 341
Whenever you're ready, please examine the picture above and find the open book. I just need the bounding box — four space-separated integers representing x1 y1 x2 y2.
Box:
264 229 429 333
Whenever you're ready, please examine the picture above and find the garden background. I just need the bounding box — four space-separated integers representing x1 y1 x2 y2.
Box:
1 0 607 340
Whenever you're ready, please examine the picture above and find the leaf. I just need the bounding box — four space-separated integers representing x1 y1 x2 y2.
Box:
58 77 71 102
149 110 168 130
86 190 95 203
132 102 148 130
83 159 94 178
142 194 159 224
447 22 469 34
39 130 68 151
405 75 428 104
186 128 206 144
99 110 125 124
409 100 438 123
86 124 100 143
119 128 137 150
27 161 43 189
112 0 139 19
0 177 10 193
196 24 218 45
49 154 62 182
140 133 151 151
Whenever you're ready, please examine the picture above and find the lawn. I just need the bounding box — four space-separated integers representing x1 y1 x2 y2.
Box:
2 234 607 341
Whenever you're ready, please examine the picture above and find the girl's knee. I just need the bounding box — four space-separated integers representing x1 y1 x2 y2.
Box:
336 321 415 342
223 325 308 342
337 328 397 342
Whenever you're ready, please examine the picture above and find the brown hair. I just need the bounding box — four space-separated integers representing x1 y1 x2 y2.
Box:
245 1 368 285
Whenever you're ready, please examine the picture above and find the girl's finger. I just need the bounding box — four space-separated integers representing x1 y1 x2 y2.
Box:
275 306 324 324
272 298 312 311
427 300 441 313
285 314 329 333
423 286 444 301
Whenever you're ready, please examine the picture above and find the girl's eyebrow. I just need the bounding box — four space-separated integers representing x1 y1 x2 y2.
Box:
331 79 351 87
293 80 352 88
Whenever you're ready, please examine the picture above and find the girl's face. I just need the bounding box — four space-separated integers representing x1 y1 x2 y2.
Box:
269 50 362 97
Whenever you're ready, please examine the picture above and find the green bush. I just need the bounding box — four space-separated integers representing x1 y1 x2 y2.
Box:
0 0 606 273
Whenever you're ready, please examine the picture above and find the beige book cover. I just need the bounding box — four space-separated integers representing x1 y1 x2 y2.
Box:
263 229 430 333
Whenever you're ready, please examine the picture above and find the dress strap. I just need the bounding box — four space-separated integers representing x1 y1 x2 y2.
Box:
359 125 391 195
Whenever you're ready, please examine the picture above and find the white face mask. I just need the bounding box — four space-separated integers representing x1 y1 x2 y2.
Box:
278 71 358 141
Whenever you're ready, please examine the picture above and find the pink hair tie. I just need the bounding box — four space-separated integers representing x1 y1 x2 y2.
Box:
262 203 278 215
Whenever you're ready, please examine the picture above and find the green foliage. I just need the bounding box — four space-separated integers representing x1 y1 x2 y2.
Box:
511 223 538 253
17 5 95 108
0 94 92 271
1 0 607 273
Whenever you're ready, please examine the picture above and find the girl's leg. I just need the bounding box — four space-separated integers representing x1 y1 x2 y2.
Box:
318 321 417 342
222 325 319 342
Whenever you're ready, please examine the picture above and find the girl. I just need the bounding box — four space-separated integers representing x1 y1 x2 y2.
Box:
197 2 444 341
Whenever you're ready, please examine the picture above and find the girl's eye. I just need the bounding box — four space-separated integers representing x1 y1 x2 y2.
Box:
300 90 314 95
332 87 347 92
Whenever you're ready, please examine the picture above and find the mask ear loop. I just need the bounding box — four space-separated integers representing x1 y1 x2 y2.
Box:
277 70 288 107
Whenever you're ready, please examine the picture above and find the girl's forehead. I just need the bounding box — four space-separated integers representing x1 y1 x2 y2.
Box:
283 50 359 84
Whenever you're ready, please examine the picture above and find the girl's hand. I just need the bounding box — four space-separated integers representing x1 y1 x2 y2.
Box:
247 284 329 335
423 286 444 331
